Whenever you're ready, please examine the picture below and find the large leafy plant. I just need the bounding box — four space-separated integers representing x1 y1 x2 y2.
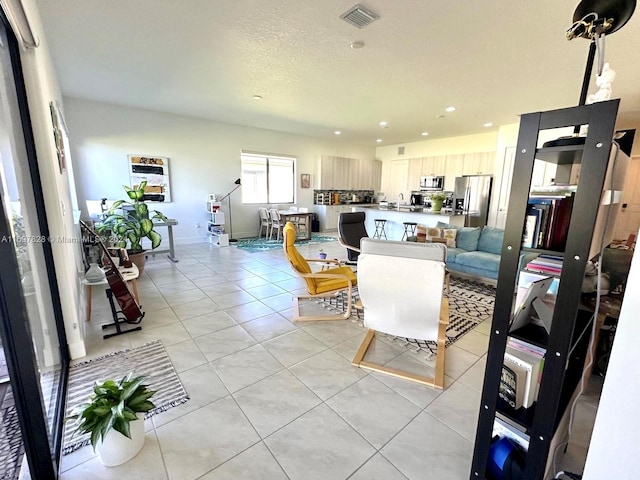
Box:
68 372 156 449
97 181 167 253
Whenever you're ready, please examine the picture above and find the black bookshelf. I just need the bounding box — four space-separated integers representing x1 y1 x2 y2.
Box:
470 100 620 479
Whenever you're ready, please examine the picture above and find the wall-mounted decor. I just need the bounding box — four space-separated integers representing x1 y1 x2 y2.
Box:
128 155 171 202
301 173 311 189
49 101 67 174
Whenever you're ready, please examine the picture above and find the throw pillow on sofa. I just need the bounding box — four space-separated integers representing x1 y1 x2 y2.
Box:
425 227 442 242
456 227 481 251
441 228 457 247
477 226 505 255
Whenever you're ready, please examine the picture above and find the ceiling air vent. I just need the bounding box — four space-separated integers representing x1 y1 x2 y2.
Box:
340 4 379 29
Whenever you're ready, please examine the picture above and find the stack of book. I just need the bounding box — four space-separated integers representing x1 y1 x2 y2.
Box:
525 255 563 276
499 338 546 410
521 194 574 250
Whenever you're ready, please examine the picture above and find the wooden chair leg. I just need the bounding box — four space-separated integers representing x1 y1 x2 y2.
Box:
352 299 449 389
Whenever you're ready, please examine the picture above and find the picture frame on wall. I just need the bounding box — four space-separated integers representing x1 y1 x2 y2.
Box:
301 173 311 189
49 101 67 174
129 155 171 202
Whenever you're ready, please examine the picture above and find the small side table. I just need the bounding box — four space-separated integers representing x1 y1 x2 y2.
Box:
82 264 140 322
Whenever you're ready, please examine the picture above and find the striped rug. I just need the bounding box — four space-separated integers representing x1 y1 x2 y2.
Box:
63 340 188 454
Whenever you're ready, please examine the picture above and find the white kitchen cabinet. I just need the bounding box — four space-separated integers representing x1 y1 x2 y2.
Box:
371 160 382 191
422 155 446 176
462 151 495 175
318 156 336 188
444 154 464 191
316 205 353 231
408 158 423 189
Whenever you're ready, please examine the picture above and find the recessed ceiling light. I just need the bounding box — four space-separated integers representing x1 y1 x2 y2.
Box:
421 131 429 136
334 130 341 135
376 138 383 143
445 106 456 112
484 122 493 128
379 121 388 127
350 40 365 49
252 95 262 100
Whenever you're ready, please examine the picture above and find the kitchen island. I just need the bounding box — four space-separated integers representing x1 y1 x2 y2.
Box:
353 205 465 240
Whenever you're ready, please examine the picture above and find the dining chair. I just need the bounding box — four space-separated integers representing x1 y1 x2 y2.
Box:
282 222 357 321
337 212 368 264
293 206 310 238
352 238 449 388
269 208 284 240
258 207 271 238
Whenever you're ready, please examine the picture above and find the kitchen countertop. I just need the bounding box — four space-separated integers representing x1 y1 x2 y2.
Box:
357 205 460 216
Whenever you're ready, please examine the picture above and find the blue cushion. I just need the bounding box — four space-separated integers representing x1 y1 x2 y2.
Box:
456 227 481 252
477 226 505 255
446 247 466 263
454 251 501 272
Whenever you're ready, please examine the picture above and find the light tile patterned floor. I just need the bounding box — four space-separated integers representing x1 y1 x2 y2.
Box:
59 238 600 479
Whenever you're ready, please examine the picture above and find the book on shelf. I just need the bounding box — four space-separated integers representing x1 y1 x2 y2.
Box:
505 341 545 409
493 415 530 451
521 194 575 250
525 254 564 276
522 209 540 248
499 360 527 410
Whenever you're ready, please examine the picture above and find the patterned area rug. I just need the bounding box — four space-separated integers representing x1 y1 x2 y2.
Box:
63 340 189 454
234 234 337 252
322 276 496 355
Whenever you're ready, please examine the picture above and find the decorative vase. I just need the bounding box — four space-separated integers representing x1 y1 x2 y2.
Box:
85 263 106 282
128 251 147 275
431 199 444 212
96 413 145 467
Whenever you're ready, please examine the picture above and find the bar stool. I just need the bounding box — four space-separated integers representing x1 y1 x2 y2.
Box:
402 222 417 241
373 219 387 239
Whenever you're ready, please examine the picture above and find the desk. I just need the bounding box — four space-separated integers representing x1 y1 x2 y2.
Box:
82 264 140 321
149 219 179 262
280 212 313 240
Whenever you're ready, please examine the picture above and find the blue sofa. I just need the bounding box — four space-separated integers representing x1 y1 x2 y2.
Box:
436 223 504 281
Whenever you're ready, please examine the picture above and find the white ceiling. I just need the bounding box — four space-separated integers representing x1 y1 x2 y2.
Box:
36 0 640 146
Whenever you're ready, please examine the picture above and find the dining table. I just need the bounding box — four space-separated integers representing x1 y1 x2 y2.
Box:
278 211 313 241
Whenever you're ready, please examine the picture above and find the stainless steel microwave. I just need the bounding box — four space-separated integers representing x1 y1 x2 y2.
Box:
420 175 445 191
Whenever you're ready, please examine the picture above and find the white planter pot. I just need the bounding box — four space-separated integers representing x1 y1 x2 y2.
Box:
96 413 145 467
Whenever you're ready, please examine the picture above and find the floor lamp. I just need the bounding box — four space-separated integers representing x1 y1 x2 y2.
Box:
220 178 241 242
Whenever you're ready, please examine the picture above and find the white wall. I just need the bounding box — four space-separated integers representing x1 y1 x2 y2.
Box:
64 98 376 242
583 233 640 478
18 0 85 358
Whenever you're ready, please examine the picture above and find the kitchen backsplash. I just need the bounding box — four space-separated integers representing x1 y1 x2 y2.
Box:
314 189 375 205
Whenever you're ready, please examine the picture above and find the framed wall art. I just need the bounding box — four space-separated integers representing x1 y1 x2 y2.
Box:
128 155 171 202
300 173 311 189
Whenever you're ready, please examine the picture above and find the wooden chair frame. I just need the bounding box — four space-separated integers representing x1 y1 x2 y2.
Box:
352 298 450 389
290 257 355 322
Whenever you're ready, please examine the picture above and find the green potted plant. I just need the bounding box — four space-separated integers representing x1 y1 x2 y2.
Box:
429 192 447 212
67 372 156 466
97 181 167 274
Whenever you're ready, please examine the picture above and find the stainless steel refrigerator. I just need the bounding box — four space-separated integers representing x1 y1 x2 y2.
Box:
453 175 493 227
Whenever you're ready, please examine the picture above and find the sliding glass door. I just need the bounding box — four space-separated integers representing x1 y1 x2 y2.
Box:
0 13 69 480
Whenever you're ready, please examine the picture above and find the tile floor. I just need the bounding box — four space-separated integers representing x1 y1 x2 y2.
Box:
59 238 601 480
